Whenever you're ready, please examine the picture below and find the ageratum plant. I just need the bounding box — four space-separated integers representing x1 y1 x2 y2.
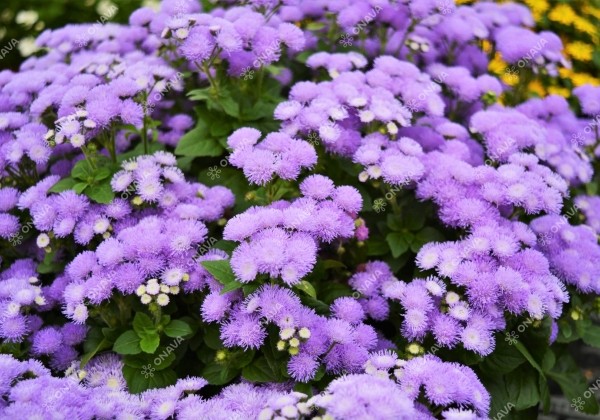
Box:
1 0 600 418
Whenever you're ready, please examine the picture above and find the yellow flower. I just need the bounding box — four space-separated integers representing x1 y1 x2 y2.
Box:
488 53 507 75
573 17 598 41
565 41 594 62
528 80 546 97
583 5 600 20
548 4 576 26
547 86 570 98
558 67 573 79
523 0 549 20
571 73 600 87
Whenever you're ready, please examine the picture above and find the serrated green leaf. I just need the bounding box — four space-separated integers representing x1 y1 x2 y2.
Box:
164 320 193 338
113 330 142 355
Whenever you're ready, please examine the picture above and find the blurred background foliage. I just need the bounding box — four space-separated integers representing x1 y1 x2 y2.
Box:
0 0 149 70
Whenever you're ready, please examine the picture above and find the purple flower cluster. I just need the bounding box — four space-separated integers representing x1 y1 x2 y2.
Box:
532 215 600 293
224 175 361 284
227 128 317 184
1 0 600 417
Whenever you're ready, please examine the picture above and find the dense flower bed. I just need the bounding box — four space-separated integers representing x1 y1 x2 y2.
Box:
1 0 600 418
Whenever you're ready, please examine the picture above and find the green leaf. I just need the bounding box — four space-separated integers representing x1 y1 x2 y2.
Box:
113 330 142 355
513 340 545 377
175 123 224 157
202 363 238 385
133 313 156 335
124 349 176 371
387 214 403 231
203 324 224 350
386 233 410 258
139 334 160 354
81 328 113 367
506 367 540 410
73 182 89 194
294 280 317 298
164 320 193 338
547 354 600 415
230 349 256 370
213 240 238 255
480 335 525 375
411 227 445 253
216 95 240 118
187 88 213 101
306 22 326 30
49 177 77 193
71 159 95 181
242 356 283 383
582 324 600 348
85 182 114 204
366 238 389 256
95 166 113 181
122 365 177 394
201 259 243 293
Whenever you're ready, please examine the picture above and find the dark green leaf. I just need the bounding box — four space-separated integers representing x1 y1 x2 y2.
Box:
582 324 600 348
386 233 410 258
113 330 142 355
242 356 284 383
506 367 540 410
164 320 193 338
547 354 600 415
122 365 177 394
202 363 238 385
480 336 525 375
